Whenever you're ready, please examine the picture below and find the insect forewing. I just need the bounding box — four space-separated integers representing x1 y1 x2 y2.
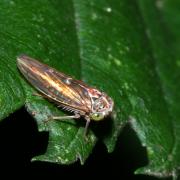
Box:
17 55 91 114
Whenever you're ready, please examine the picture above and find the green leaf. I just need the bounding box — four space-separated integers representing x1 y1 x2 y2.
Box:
0 60 25 119
0 0 179 178
137 0 180 177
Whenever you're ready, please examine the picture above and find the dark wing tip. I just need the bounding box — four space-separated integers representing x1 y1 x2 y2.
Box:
17 54 29 63
17 54 35 72
17 54 36 68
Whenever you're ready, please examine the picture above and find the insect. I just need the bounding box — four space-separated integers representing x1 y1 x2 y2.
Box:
17 55 114 135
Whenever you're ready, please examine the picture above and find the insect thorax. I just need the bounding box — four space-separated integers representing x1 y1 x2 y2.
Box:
89 90 114 121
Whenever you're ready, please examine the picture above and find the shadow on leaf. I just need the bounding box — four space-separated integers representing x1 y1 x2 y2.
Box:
0 107 172 179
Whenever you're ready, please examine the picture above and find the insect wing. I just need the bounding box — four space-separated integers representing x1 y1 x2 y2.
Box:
17 55 91 114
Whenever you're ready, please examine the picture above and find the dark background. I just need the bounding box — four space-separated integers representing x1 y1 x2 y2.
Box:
0 107 172 179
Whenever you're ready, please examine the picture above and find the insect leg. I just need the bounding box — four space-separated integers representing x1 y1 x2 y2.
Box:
84 117 91 137
44 113 80 123
52 113 80 120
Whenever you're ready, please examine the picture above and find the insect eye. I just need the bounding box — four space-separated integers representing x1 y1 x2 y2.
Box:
90 113 104 121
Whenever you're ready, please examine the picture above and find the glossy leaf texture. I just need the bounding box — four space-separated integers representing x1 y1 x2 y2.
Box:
137 0 180 177
0 0 179 178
